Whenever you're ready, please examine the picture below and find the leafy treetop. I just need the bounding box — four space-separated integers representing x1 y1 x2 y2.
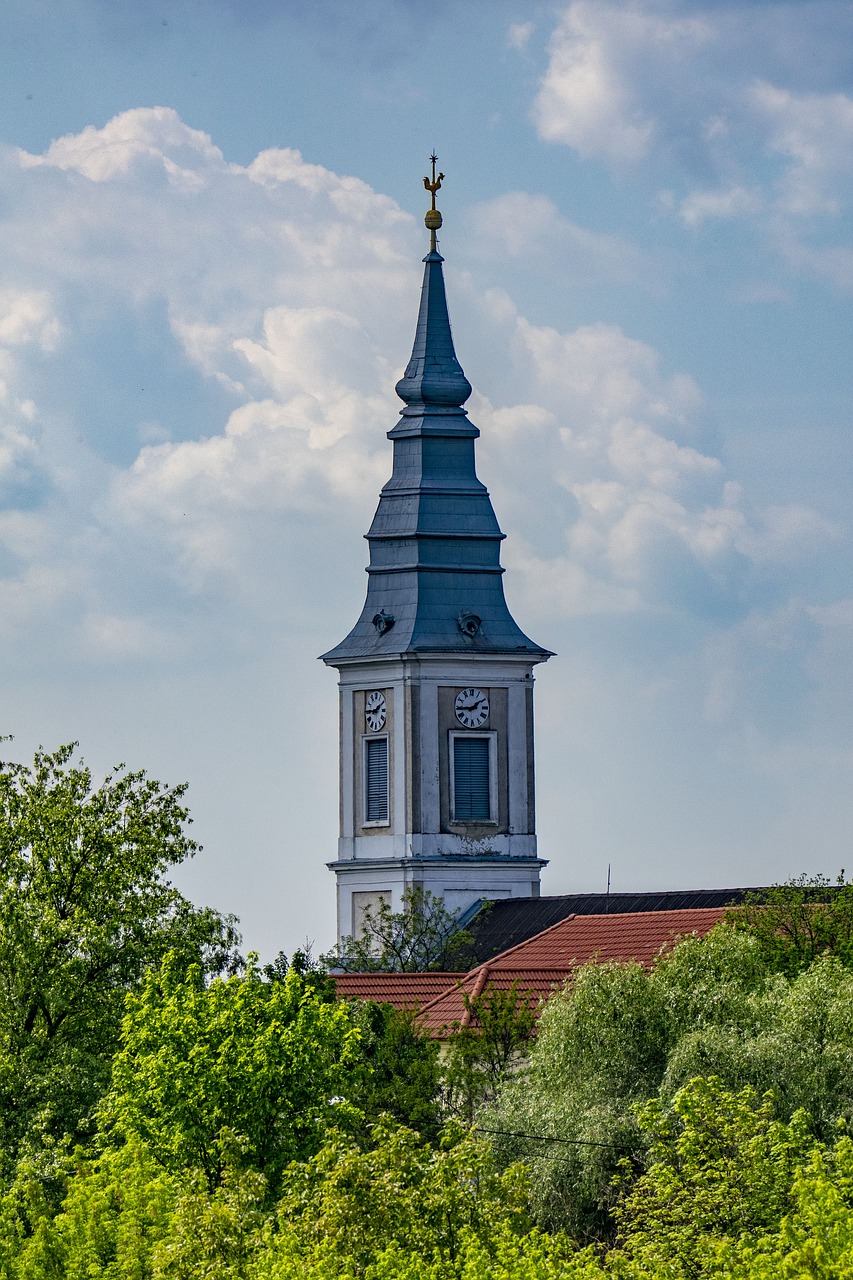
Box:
323 886 476 973
726 872 853 977
0 741 240 1165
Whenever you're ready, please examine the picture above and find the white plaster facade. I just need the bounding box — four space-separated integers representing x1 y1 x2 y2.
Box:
328 654 546 942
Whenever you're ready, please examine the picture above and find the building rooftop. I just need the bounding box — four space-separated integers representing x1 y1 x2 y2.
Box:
331 970 467 1012
330 899 738 1036
417 906 729 1035
461 887 762 963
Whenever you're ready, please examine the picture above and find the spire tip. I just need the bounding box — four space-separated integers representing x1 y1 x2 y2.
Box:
423 152 444 252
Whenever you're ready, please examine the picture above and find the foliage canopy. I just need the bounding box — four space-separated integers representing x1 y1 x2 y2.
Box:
0 742 239 1167
485 923 853 1237
727 872 853 977
104 954 364 1192
4 750 853 1277
323 887 476 973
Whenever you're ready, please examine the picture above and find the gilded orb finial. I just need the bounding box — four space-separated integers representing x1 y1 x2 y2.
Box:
423 151 444 252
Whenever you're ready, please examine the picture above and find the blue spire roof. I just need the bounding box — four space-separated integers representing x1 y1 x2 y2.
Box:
394 250 473 409
321 240 552 666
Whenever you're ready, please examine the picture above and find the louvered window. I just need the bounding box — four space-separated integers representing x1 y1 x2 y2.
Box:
453 736 491 821
365 737 389 823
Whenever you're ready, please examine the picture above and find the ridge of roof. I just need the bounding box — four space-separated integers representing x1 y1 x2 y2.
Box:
459 961 491 1027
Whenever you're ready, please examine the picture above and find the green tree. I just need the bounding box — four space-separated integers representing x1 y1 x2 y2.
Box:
263 944 336 1000
323 887 475 973
613 1077 816 1277
726 873 853 977
485 927 853 1241
14 1137 180 1280
347 1001 442 1139
103 954 364 1193
443 981 537 1124
484 954 674 1240
265 946 444 1138
714 1133 853 1279
14 1125 588 1280
0 742 239 1169
269 1120 531 1274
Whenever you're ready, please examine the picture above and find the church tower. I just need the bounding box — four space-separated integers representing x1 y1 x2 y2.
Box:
322 160 553 943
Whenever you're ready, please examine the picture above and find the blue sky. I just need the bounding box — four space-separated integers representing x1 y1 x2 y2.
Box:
1 0 852 957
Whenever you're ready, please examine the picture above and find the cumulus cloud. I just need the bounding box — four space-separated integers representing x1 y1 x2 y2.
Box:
0 105 840 666
750 81 853 217
534 1 708 162
467 191 648 282
507 21 534 52
534 2 853 287
0 102 849 942
0 290 61 351
679 185 762 226
0 111 421 653
19 107 226 185
466 310 837 625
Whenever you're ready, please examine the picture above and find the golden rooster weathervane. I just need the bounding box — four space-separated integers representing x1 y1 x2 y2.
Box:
423 152 444 252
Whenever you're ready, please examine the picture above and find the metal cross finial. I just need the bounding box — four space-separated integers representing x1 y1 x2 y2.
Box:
423 152 444 251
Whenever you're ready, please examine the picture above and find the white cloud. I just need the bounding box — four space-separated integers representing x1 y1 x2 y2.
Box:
507 21 534 52
0 101 849 948
533 4 853 288
19 107 226 184
0 105 839 651
534 1 707 162
0 290 61 351
701 596 853 778
0 420 38 491
467 311 837 623
468 191 648 281
514 317 702 431
680 185 762 226
750 81 853 216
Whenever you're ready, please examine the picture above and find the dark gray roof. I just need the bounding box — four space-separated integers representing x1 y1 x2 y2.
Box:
460 888 769 963
321 248 552 666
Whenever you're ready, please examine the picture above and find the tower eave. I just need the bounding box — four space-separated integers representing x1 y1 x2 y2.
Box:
320 642 554 668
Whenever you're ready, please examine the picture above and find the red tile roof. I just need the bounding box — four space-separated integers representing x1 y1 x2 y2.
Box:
331 971 467 1012
417 907 727 1035
329 908 729 1036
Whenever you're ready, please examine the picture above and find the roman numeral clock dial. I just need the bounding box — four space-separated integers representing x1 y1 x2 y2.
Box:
454 688 490 729
365 690 386 732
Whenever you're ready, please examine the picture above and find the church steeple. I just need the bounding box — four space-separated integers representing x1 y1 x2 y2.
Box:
322 164 550 666
321 162 553 945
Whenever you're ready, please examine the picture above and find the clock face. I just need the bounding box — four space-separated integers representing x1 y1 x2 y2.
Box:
365 690 387 733
455 687 490 729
